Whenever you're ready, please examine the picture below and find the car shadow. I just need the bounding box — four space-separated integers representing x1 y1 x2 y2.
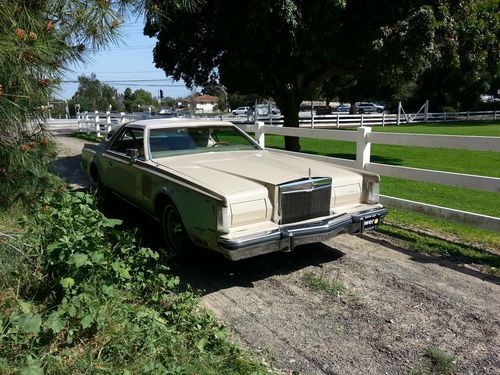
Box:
170 242 344 296
360 233 500 286
99 199 345 295
50 155 95 188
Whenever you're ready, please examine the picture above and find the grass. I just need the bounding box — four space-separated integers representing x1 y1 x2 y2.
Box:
380 176 500 217
383 208 500 250
372 121 500 137
71 131 104 143
378 223 500 276
424 347 457 374
302 271 345 295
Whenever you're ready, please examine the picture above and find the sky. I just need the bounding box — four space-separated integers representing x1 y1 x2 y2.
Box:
55 17 190 101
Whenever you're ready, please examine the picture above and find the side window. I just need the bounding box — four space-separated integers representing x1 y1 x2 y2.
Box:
110 128 145 158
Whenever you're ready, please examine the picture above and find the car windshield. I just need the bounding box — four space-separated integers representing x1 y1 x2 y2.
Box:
149 126 260 158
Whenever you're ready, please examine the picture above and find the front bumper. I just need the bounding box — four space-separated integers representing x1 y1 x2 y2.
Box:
217 207 388 261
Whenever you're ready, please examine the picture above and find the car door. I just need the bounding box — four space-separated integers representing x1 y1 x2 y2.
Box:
101 126 146 204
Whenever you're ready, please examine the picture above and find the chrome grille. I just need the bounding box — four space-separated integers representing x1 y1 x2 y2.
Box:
279 178 332 224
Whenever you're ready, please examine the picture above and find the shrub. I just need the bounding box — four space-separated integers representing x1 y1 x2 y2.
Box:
0 192 268 374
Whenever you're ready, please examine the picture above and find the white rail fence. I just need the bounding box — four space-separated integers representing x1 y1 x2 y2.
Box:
78 109 499 134
77 111 142 137
248 110 499 128
236 122 500 232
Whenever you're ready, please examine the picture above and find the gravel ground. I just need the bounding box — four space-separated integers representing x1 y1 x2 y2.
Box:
50 124 500 375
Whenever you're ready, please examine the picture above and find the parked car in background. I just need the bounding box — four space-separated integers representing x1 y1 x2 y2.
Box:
156 108 177 117
315 106 333 115
232 106 250 116
356 102 385 113
82 119 387 260
335 104 351 112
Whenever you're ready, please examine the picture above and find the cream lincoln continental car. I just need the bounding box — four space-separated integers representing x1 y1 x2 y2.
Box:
82 119 387 260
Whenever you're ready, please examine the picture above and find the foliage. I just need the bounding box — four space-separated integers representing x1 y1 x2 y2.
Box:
0 0 146 209
69 74 118 112
0 192 268 374
123 87 156 112
407 0 500 111
0 135 59 209
143 0 494 150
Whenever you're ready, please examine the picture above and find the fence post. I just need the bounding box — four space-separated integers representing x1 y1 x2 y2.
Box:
85 112 90 133
495 110 497 121
336 112 340 128
397 101 401 125
382 112 385 127
77 111 82 132
95 111 100 137
443 112 447 121
311 100 315 128
356 126 371 170
467 111 470 120
106 110 112 133
360 113 364 127
255 121 265 148
424 100 429 122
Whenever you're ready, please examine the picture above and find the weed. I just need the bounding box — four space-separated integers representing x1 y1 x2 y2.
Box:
0 192 268 374
424 346 457 374
302 271 345 296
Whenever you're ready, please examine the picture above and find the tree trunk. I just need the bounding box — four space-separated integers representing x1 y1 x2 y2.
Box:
278 95 302 152
349 100 357 114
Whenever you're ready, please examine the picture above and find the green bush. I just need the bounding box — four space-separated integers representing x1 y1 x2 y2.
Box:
0 192 267 374
0 133 60 209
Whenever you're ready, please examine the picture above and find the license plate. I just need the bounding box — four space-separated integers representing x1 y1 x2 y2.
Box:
363 216 380 231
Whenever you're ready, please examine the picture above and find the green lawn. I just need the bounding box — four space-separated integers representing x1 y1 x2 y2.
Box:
372 121 500 137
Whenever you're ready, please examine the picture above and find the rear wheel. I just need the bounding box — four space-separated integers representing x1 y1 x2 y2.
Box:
162 203 190 254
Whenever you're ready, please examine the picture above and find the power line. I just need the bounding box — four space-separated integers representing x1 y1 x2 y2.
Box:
71 70 165 74
62 79 185 85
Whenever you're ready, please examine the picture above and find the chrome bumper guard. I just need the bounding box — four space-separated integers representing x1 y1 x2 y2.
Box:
218 207 388 261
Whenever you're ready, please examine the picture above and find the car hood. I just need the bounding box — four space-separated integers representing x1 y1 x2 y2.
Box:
151 150 363 204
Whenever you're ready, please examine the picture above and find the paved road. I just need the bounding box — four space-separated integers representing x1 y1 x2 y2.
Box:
50 125 500 375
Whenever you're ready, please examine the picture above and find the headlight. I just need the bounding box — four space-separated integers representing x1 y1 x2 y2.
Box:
367 181 380 204
217 206 230 233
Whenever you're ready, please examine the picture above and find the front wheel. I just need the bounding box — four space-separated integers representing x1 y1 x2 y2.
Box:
96 173 111 203
162 203 190 254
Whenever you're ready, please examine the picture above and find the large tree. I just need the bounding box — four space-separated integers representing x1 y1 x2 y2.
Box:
71 74 118 112
144 0 463 151
322 0 500 112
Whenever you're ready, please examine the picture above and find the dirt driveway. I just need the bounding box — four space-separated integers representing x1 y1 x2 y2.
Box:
50 125 499 375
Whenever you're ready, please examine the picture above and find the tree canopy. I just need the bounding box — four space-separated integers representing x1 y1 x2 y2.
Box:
123 87 157 112
145 0 499 150
71 74 118 112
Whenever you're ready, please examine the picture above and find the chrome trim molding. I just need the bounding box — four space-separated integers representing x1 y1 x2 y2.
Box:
218 207 388 260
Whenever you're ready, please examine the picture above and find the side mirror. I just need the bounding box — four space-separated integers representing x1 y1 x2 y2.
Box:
125 148 139 162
